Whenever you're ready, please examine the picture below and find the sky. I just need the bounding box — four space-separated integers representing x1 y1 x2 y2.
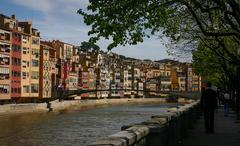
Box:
0 0 173 61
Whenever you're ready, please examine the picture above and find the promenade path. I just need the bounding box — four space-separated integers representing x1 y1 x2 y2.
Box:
179 107 240 146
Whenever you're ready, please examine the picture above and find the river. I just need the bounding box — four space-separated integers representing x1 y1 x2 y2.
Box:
0 103 179 146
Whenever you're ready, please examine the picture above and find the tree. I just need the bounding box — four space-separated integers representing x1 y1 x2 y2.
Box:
193 42 230 89
79 41 100 53
78 0 240 114
193 39 240 112
78 0 240 51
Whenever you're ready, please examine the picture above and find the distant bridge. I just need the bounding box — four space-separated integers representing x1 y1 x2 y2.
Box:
59 89 201 100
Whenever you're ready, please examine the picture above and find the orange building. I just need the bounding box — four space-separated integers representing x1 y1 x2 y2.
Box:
171 67 179 91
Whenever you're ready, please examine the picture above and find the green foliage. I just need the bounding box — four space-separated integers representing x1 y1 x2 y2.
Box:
78 0 187 50
192 38 240 89
80 41 100 52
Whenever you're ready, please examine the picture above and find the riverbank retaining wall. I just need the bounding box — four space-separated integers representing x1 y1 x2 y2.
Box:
0 103 48 115
0 97 174 115
88 100 201 146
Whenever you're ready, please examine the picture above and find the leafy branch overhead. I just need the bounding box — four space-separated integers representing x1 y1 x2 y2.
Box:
78 0 240 51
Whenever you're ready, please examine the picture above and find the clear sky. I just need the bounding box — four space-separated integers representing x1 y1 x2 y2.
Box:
0 0 173 60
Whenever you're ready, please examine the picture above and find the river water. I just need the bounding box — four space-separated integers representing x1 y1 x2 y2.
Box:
0 103 179 146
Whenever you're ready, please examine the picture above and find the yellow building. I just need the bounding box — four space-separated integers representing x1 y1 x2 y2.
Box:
18 22 40 101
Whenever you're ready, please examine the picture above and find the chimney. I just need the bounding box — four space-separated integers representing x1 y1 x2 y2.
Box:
11 15 16 19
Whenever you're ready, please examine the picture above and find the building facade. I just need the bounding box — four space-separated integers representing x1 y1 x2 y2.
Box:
40 43 56 99
0 26 11 100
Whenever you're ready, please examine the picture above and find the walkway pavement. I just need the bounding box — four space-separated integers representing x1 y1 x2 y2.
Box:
179 107 240 146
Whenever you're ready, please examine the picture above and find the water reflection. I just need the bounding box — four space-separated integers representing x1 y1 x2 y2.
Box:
0 103 179 146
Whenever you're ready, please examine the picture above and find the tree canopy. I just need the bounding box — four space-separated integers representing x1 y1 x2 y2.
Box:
79 41 100 52
78 0 240 51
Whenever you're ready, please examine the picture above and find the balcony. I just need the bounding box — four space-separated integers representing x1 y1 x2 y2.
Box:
0 45 11 54
0 84 10 94
0 55 10 66
0 74 10 80
0 33 10 42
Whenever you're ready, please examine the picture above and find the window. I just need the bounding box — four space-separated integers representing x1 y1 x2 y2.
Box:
180 78 185 82
65 46 72 59
44 50 48 56
0 67 10 80
23 85 29 93
32 38 39 45
12 44 21 52
166 72 170 76
0 54 10 65
12 57 21 66
2 85 10 93
12 88 21 94
0 32 10 41
31 71 39 79
13 32 21 41
0 44 10 53
0 84 10 94
32 48 39 57
22 60 27 68
31 84 39 93
22 47 27 54
22 35 29 43
22 72 26 79
32 59 39 67
12 71 21 77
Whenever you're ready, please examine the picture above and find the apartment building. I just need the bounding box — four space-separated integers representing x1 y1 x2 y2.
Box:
69 46 80 93
133 67 143 97
146 78 158 96
178 74 187 91
79 70 90 98
39 42 56 99
95 53 110 98
51 40 78 92
123 64 132 97
111 66 123 97
0 25 11 100
192 72 201 92
11 26 22 101
79 50 98 98
79 51 91 98
171 67 179 91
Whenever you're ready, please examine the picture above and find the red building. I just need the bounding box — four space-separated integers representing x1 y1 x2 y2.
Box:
80 71 89 98
63 60 70 90
11 29 22 101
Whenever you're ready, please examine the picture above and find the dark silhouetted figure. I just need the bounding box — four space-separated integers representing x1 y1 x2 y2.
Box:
200 82 218 134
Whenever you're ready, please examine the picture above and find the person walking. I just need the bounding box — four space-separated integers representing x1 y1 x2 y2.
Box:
200 82 218 134
223 91 230 117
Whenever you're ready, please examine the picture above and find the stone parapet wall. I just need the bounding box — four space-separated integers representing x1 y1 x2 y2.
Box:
88 100 201 146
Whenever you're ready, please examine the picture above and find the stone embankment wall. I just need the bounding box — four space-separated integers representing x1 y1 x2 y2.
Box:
88 100 201 146
0 97 177 115
0 103 48 115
